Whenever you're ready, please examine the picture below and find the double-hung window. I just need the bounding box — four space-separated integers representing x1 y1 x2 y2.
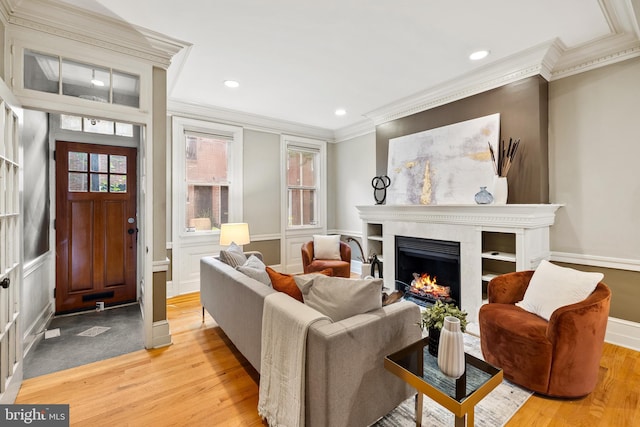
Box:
184 132 231 231
172 117 243 235
284 136 325 228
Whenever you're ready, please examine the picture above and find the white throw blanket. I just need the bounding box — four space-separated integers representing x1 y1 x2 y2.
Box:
258 292 331 427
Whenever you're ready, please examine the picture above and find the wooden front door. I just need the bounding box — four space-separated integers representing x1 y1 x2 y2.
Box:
56 141 137 314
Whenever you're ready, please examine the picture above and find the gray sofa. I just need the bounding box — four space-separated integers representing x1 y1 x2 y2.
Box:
200 255 422 427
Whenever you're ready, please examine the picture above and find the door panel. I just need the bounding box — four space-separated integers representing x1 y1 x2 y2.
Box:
105 201 126 286
70 201 93 291
0 81 23 403
56 141 137 314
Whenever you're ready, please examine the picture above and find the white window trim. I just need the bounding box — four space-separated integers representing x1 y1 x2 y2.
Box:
172 116 243 241
281 134 327 233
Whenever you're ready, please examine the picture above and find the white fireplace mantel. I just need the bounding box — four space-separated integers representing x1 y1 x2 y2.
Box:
357 204 562 228
356 204 562 325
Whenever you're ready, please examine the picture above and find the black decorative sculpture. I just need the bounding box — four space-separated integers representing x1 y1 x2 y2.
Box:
370 254 383 278
371 175 391 205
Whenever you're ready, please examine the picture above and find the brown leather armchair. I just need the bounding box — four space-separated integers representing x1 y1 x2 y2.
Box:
479 270 611 398
301 240 351 278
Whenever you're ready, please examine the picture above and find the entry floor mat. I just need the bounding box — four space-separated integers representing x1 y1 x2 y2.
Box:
24 304 144 379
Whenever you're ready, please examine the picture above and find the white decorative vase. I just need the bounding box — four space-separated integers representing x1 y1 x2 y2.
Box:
492 176 508 204
437 316 466 378
361 263 371 279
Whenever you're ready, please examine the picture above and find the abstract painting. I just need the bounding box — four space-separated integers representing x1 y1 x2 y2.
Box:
386 113 500 205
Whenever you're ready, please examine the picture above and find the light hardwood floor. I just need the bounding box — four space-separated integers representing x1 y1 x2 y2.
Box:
16 293 640 426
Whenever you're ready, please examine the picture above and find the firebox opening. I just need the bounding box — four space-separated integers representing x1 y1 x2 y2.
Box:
395 236 461 308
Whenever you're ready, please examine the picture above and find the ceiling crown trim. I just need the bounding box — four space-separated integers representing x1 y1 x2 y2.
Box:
364 40 558 126
364 0 640 127
5 0 188 68
168 99 335 141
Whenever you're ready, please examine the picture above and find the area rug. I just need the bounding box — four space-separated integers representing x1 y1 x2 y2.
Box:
373 333 532 426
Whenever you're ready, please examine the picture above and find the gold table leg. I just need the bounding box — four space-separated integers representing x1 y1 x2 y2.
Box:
454 407 473 427
415 393 423 427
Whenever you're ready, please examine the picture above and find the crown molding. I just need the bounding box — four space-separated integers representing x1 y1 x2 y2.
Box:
0 0 16 23
168 98 334 141
333 119 375 143
549 0 640 79
364 40 559 126
365 0 640 126
5 0 187 68
550 32 640 80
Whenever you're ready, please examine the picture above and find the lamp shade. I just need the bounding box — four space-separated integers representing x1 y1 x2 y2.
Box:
219 222 250 246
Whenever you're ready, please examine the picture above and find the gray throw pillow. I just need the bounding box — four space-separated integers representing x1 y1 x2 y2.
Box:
219 242 247 268
299 275 383 322
236 255 271 287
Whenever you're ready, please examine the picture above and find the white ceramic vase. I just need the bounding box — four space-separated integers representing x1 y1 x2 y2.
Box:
360 263 371 279
437 316 465 378
492 176 508 204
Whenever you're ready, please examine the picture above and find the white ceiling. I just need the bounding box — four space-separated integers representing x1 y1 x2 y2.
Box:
58 0 640 133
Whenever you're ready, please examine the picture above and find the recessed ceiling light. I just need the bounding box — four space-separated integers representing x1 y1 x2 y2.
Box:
335 108 346 116
224 80 240 88
469 50 490 61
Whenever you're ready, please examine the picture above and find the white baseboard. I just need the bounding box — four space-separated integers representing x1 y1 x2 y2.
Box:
167 279 200 298
22 302 54 358
151 320 172 348
469 318 638 352
605 317 640 351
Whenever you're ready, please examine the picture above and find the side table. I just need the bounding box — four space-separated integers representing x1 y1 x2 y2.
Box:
384 337 503 427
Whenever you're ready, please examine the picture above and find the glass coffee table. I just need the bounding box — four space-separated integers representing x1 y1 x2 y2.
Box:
384 337 503 427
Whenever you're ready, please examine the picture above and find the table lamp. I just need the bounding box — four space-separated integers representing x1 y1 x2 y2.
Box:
219 222 250 246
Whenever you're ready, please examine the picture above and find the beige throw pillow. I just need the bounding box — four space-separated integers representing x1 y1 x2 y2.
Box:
515 260 603 321
300 275 383 322
219 242 247 268
313 234 341 260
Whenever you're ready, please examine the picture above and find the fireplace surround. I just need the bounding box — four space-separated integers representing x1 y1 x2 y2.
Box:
357 204 562 325
395 236 460 308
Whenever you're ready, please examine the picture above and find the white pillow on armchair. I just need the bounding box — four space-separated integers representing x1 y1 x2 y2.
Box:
515 260 603 321
313 234 341 260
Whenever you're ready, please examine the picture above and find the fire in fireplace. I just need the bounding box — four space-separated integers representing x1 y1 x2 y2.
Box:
408 272 454 304
395 236 461 308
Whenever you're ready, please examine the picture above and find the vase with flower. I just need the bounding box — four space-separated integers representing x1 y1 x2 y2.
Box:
488 137 520 204
420 300 468 357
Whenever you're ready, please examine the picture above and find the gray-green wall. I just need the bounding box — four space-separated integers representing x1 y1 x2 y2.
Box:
549 56 640 323
243 129 281 265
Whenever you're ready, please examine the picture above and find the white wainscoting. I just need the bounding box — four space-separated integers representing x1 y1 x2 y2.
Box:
282 233 313 274
551 251 640 272
551 251 640 351
169 234 219 298
22 253 55 356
